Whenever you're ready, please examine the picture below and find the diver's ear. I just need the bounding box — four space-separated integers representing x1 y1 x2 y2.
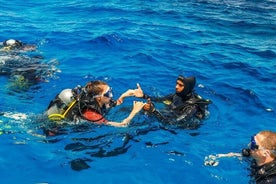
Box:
95 96 101 101
263 150 271 157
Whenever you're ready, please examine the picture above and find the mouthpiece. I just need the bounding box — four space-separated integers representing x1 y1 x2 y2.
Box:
242 148 251 157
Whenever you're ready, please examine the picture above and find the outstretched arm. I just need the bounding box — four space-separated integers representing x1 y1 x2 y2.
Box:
204 152 242 166
116 83 145 105
135 83 173 102
107 101 145 127
117 89 136 105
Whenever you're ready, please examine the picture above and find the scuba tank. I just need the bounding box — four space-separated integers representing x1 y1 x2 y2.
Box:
46 88 77 121
46 84 118 122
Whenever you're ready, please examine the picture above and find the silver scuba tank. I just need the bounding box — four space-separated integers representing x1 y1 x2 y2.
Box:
46 89 74 116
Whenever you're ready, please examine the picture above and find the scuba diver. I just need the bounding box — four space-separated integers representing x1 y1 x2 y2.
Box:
136 75 212 129
45 80 145 129
0 39 59 90
0 39 37 52
243 131 276 184
205 130 276 184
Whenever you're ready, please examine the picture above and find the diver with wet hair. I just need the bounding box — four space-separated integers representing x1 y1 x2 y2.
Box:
205 130 276 184
135 75 212 128
45 80 145 131
243 131 276 184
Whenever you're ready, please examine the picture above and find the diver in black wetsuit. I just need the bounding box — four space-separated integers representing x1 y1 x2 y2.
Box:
241 131 276 184
137 75 212 129
0 39 59 90
0 39 37 52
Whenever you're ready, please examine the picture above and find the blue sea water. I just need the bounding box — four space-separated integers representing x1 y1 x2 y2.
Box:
0 0 275 183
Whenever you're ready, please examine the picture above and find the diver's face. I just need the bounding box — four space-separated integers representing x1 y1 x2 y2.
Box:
175 80 184 93
249 134 268 165
100 85 112 104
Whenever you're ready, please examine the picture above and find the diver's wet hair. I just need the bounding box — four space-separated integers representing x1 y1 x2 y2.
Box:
85 80 107 96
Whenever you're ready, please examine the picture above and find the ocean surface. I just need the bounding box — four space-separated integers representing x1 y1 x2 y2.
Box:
0 0 275 183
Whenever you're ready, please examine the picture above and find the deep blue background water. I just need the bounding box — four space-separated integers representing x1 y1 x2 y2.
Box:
0 0 275 183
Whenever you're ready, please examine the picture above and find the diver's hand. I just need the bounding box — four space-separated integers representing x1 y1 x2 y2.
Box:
134 83 144 98
132 101 146 114
117 83 144 104
120 101 146 127
143 99 155 112
204 152 242 167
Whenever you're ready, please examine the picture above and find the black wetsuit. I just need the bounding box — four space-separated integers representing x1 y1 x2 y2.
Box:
145 91 211 129
0 48 56 86
143 76 211 129
251 160 276 184
0 53 39 75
